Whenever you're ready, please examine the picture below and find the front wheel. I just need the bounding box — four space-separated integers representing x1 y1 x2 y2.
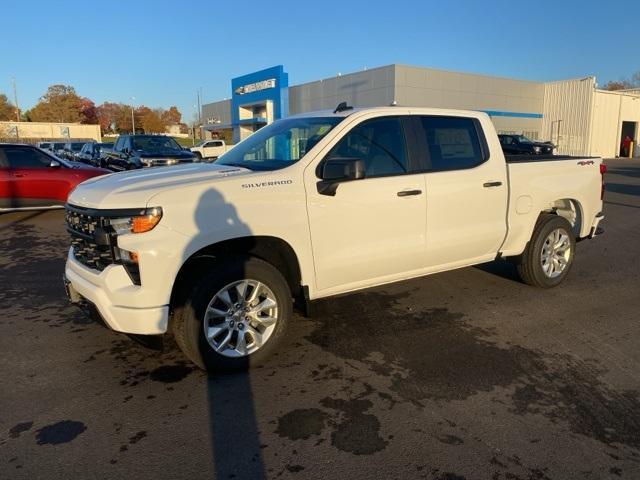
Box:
172 256 292 372
513 214 576 288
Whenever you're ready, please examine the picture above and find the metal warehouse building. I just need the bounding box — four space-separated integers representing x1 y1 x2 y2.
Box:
202 64 640 158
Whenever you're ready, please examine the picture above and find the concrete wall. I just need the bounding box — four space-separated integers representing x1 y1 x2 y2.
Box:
289 65 395 114
394 65 544 138
0 121 101 141
202 99 232 126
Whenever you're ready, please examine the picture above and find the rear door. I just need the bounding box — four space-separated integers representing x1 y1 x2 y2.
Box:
305 116 427 292
416 116 508 267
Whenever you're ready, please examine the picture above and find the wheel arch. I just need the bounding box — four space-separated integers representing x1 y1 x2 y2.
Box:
545 198 584 237
169 235 303 313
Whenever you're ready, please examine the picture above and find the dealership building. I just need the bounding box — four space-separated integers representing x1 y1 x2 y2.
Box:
202 64 640 158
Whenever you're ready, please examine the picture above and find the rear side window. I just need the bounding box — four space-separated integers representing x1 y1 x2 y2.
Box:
328 117 408 177
4 147 53 168
419 116 484 171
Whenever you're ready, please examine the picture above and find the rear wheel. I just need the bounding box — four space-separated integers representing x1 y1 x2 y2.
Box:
172 256 292 372
514 214 576 288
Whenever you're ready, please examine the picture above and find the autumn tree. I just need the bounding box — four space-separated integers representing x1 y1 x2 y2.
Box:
96 102 120 132
30 84 82 123
162 106 181 125
602 80 632 91
140 108 166 133
602 71 640 91
79 97 98 124
0 93 16 121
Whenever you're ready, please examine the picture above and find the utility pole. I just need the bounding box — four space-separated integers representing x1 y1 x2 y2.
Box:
196 88 202 140
11 77 20 121
130 96 136 135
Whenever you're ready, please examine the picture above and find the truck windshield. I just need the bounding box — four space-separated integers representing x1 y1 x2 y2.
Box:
132 136 182 153
216 117 343 171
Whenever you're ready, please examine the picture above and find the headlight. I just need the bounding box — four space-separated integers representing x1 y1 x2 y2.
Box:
109 207 163 235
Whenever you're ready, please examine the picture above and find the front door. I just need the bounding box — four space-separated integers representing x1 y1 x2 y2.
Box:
305 116 427 293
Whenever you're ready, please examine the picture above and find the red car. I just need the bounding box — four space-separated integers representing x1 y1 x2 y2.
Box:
0 143 110 212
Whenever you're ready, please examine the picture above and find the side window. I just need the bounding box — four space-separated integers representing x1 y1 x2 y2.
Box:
327 117 408 177
4 147 53 168
419 116 484 171
114 137 123 151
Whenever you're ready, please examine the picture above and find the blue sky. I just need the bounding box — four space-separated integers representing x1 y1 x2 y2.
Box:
2 0 635 122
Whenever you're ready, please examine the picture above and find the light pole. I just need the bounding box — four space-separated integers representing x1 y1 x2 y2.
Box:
11 77 20 121
130 96 136 135
192 104 197 146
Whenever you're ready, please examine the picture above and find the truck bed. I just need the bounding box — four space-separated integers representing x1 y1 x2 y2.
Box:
505 154 597 163
500 154 603 256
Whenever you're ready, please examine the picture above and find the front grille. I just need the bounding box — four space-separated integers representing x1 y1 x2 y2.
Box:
145 158 193 166
70 236 113 271
65 207 115 271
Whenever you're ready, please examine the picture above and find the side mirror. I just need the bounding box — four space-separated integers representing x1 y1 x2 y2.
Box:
50 160 61 168
317 157 365 196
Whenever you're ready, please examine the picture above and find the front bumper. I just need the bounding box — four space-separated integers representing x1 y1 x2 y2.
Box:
64 251 168 335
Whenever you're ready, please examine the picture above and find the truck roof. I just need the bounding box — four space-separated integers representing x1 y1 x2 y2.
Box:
289 105 490 120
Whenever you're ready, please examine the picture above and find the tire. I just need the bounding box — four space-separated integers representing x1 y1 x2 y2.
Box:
193 152 202 162
514 214 576 288
172 256 292 372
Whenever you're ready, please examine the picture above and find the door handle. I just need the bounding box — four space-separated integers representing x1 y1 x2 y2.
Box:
483 181 502 188
397 189 422 197
13 173 26 178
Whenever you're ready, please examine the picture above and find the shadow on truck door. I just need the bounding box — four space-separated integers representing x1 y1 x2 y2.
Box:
185 188 266 479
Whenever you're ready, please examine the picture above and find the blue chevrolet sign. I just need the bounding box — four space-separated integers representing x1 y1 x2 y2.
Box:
231 65 289 142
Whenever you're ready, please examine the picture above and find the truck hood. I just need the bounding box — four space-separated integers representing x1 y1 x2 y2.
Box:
68 163 251 209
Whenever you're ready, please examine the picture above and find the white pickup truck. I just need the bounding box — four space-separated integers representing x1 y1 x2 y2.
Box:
63 105 605 371
190 139 233 161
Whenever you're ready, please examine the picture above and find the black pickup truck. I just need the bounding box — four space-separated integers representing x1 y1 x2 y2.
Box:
498 134 555 155
103 135 195 171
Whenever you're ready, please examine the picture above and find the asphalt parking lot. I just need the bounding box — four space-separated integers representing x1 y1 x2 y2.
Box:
1 158 639 480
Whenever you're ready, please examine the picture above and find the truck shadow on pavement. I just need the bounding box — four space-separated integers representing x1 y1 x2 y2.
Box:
473 259 522 283
187 188 267 479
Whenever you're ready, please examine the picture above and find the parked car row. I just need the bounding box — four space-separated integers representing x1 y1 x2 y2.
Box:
39 135 207 171
36 140 114 163
0 134 228 213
